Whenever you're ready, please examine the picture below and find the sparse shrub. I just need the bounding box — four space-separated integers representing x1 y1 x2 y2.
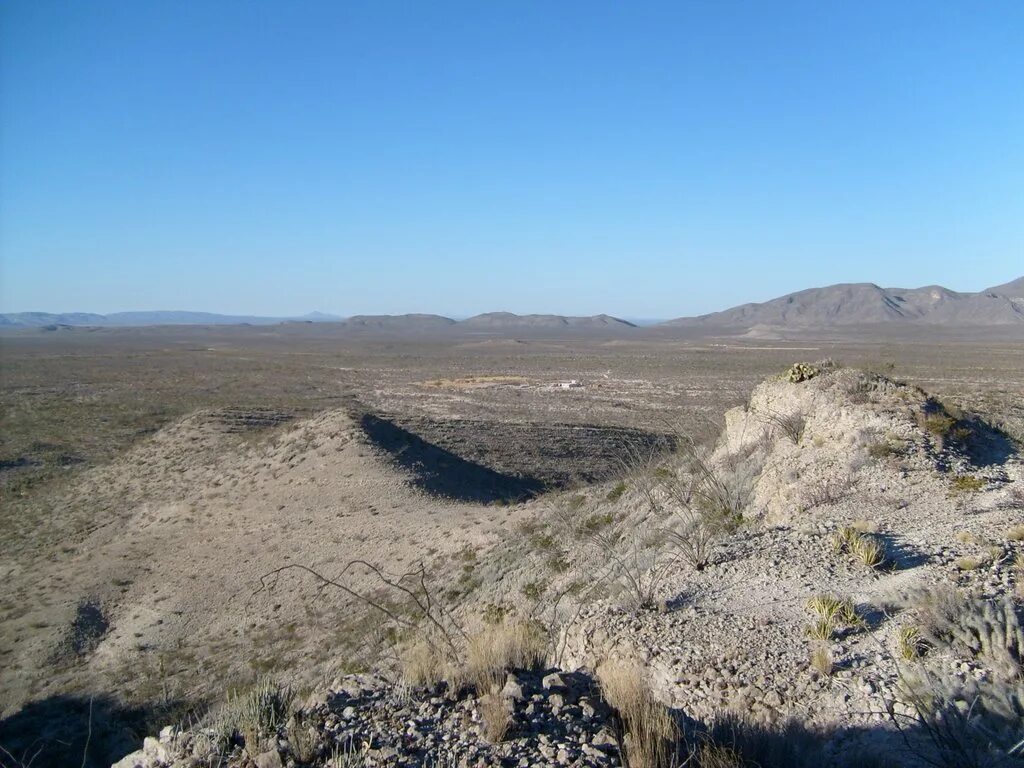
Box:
919 411 956 442
801 474 855 509
955 530 980 545
546 552 569 573
757 408 806 444
833 526 885 568
1004 485 1024 509
217 678 294 752
896 625 926 661
567 494 587 511
286 711 318 764
482 603 507 625
528 529 557 551
850 533 885 568
867 440 900 460
950 475 986 494
597 654 678 768
607 481 628 502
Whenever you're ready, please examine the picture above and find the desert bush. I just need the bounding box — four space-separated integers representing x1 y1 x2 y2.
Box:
580 511 615 534
597 654 678 768
286 711 318 764
1004 485 1024 510
801 474 855 509
756 407 806 444
628 435 751 575
521 581 544 600
951 474 986 494
918 408 957 444
867 439 901 460
554 493 677 611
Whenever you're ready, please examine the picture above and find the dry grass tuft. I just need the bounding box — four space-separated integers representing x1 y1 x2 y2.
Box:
1005 525 1024 542
809 644 833 676
466 619 546 693
954 530 979 545
478 692 511 743
806 617 837 642
832 526 885 568
806 594 861 627
896 625 925 661
400 639 457 689
955 555 988 571
597 654 678 768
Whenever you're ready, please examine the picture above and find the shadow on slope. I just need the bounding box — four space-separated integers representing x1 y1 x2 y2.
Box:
0 693 194 768
358 413 546 503
959 414 1017 467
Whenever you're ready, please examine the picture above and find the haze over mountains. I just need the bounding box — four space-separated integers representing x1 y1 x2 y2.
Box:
3 276 1022 335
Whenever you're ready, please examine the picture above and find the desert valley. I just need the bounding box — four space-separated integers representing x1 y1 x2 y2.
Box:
1 279 1023 768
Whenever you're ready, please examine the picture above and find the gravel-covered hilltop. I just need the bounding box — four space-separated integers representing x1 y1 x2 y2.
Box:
103 364 1024 767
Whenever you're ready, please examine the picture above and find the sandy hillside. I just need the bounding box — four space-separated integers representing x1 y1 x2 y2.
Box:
0 405 536 715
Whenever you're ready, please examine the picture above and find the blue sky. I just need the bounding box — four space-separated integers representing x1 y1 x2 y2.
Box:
2 1 1022 318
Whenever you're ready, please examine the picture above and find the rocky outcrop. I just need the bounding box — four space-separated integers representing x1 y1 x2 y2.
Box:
112 670 623 768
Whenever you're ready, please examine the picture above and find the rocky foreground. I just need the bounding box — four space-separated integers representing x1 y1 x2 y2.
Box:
115 669 624 768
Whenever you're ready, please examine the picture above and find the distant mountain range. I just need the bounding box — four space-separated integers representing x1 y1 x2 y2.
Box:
0 310 344 328
659 276 1024 331
3 276 1022 335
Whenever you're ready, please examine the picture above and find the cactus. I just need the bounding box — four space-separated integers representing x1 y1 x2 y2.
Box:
787 362 820 383
915 589 1024 678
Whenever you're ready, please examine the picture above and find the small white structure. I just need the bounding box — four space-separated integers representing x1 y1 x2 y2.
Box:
556 379 584 390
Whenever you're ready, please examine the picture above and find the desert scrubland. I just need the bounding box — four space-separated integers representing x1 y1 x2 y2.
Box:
1 324 1022 767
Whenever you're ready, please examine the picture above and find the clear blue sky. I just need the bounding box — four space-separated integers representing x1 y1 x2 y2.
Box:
2 1 1022 318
